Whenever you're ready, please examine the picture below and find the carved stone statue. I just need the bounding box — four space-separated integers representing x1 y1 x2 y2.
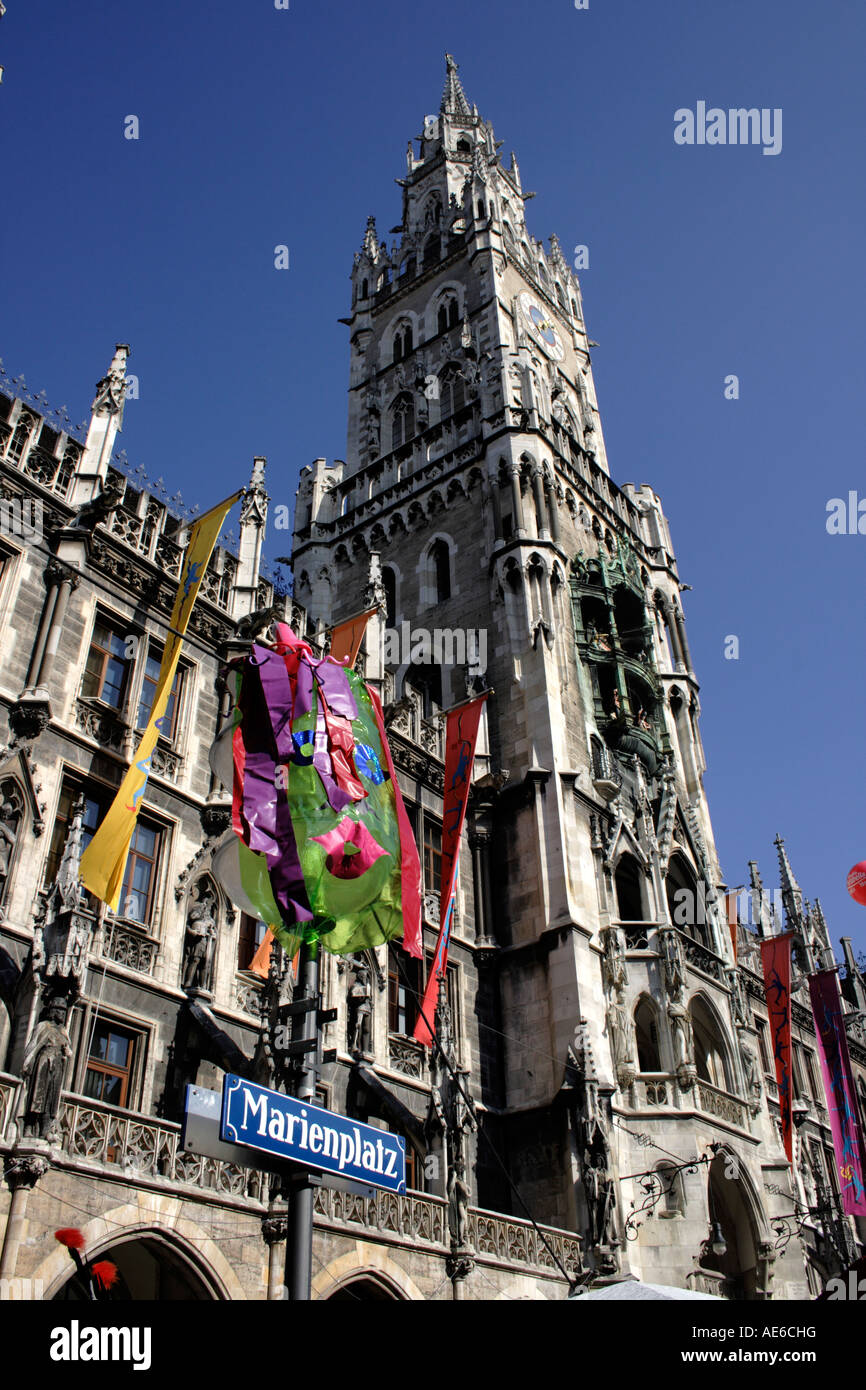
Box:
602 925 628 994
22 995 72 1140
70 474 125 533
660 927 686 1001
0 792 21 901
447 1153 471 1250
667 997 694 1078
347 961 372 1055
727 966 749 1029
582 1147 616 1249
182 889 217 993
606 996 635 1080
740 1039 762 1113
234 605 279 642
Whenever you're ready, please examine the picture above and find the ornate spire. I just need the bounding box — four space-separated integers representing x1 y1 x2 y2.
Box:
362 215 378 259
91 343 129 419
774 833 804 932
748 859 771 936
440 53 471 117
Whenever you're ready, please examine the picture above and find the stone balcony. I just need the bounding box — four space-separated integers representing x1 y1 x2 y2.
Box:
0 1079 584 1288
632 1073 750 1132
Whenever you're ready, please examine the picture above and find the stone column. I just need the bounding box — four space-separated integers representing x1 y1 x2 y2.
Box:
673 605 693 673
488 468 503 542
508 462 526 538
544 475 560 544
22 561 65 692
262 1210 288 1300
0 1150 51 1287
530 466 549 540
663 601 686 669
469 824 496 948
36 571 79 687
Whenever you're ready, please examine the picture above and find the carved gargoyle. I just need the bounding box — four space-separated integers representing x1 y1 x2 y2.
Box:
69 475 125 533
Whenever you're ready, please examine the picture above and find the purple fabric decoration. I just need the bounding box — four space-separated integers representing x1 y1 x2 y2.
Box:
238 648 313 925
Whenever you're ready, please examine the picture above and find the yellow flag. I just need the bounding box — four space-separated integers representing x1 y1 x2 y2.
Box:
79 491 243 909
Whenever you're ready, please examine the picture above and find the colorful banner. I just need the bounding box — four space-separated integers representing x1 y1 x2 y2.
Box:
760 933 794 1162
80 491 242 910
414 694 487 1046
330 607 379 668
219 623 421 959
809 970 866 1215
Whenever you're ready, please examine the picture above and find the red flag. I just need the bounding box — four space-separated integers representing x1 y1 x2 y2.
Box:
367 685 422 958
329 608 378 667
761 934 794 1162
414 694 488 1045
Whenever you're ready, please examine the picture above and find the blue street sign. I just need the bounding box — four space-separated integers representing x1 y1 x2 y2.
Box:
220 1075 406 1194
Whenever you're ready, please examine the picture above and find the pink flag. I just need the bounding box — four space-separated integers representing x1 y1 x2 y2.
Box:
809 970 866 1215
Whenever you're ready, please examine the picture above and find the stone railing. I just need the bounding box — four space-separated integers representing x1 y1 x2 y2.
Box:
387 1035 426 1080
687 1267 733 1299
313 1185 583 1282
621 921 655 951
695 1079 748 1130
235 977 263 1016
75 698 127 753
16 444 77 498
0 1072 21 1145
678 932 726 983
636 1077 670 1108
101 922 158 976
471 1206 584 1280
58 1092 268 1203
150 741 182 783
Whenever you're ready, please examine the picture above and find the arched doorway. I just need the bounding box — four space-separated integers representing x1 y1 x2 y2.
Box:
326 1274 405 1301
698 1153 763 1299
52 1233 220 1301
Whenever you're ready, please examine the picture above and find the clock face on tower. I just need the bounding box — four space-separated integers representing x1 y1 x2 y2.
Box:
518 291 565 361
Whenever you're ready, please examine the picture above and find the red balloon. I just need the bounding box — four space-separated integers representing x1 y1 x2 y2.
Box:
847 863 866 906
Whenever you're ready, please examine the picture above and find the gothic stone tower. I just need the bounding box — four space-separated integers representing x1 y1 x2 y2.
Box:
292 56 801 1294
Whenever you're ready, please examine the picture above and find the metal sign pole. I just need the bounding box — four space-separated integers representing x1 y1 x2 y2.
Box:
285 936 320 1301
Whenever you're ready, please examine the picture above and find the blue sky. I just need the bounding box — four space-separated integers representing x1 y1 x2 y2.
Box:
3 0 865 954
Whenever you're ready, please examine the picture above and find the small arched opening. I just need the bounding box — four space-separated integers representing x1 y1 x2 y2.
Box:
634 996 662 1072
614 853 644 922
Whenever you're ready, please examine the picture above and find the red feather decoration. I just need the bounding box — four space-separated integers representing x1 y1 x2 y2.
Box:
54 1228 85 1250
91 1260 119 1291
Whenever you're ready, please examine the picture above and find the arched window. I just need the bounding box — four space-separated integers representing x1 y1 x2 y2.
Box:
666 853 706 945
503 222 515 247
556 283 568 311
438 364 466 419
615 854 643 921
390 394 415 450
430 539 451 603
405 661 442 718
423 234 440 268
635 997 662 1072
456 137 471 153
437 296 459 335
477 199 485 219
382 566 396 628
392 323 412 363
691 998 731 1090
361 279 368 299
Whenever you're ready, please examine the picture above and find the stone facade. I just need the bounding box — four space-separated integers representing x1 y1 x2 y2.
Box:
0 56 864 1301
